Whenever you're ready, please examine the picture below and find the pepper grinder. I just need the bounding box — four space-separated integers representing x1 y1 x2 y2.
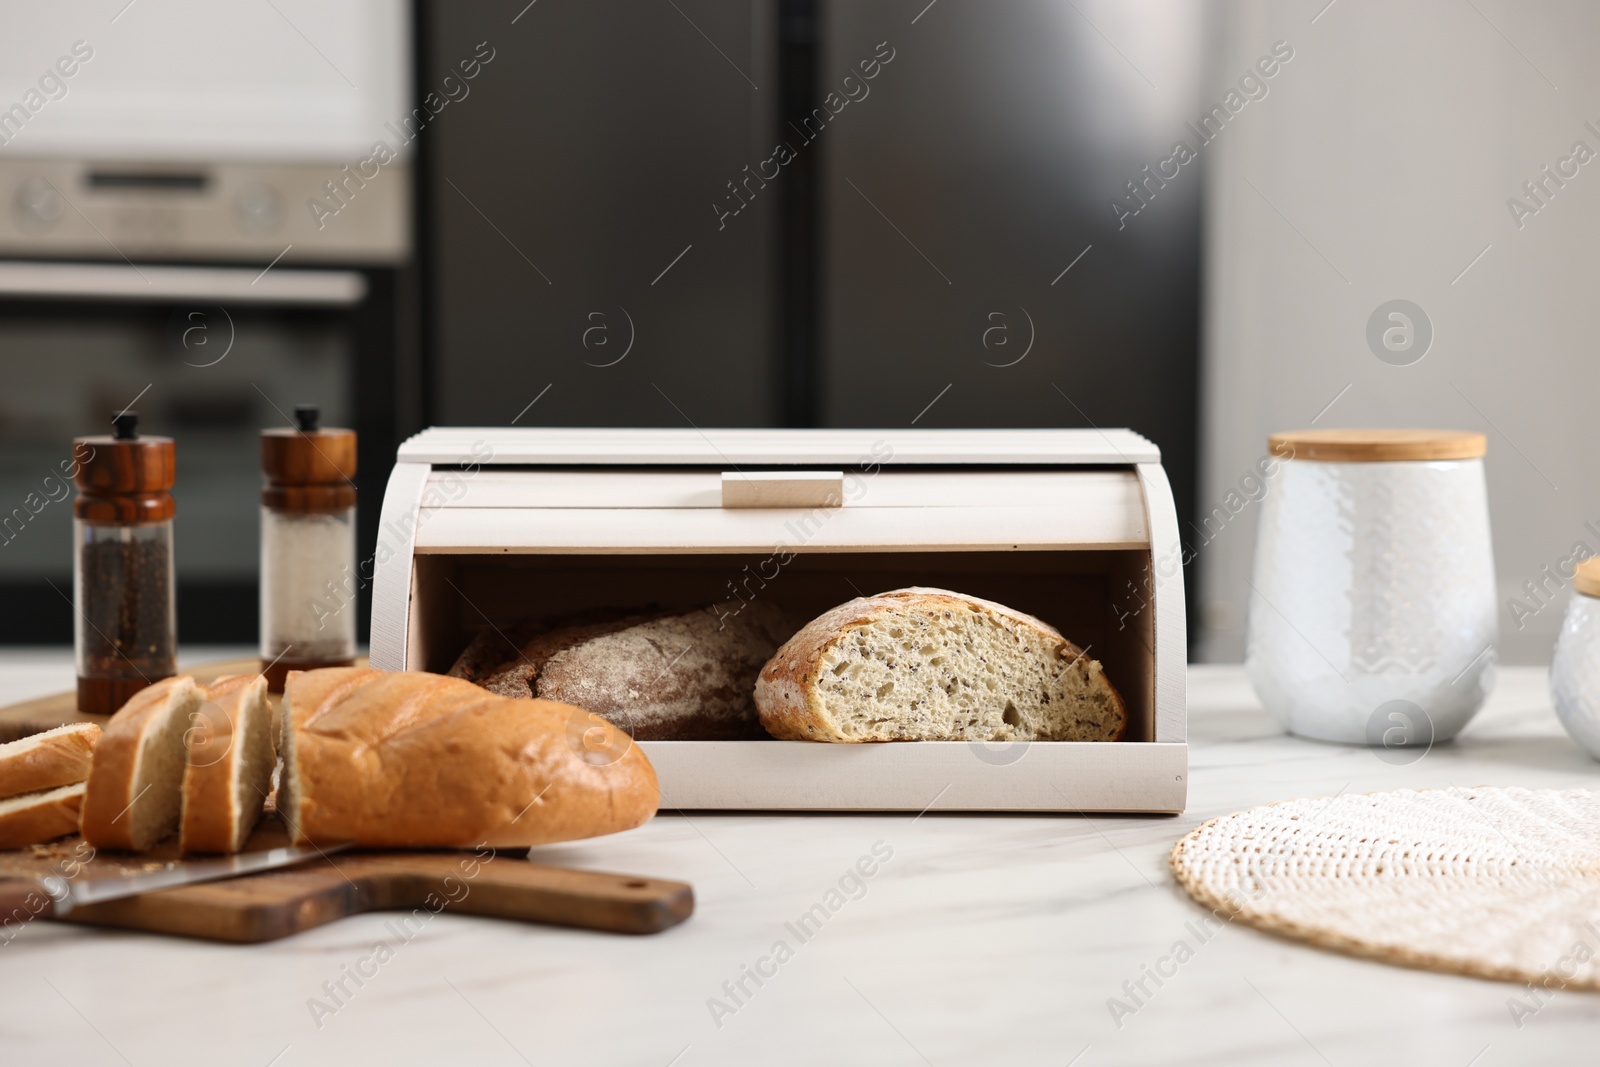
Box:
73 412 177 713
260 405 357 692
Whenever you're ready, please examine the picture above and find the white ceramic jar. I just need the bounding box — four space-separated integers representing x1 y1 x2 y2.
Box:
1550 558 1600 759
1245 429 1497 746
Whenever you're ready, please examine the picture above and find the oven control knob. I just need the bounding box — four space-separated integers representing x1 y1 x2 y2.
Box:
14 176 64 232
235 182 281 234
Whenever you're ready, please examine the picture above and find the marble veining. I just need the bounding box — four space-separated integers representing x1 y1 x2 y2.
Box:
1 651 1598 1065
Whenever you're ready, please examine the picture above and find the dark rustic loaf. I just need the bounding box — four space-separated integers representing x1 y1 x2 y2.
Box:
448 603 794 740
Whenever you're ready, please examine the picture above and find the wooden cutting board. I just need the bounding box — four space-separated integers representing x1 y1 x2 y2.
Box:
0 656 307 743
0 660 693 941
1 818 694 943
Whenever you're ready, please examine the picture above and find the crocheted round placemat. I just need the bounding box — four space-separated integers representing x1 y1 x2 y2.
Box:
1170 786 1600 989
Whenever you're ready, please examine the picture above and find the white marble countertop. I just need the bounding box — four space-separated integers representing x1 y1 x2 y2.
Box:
2 649 1597 1066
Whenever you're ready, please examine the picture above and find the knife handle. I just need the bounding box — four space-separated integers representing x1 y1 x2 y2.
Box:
356 856 694 935
0 878 57 924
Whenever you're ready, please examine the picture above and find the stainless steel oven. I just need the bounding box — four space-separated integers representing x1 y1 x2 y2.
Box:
0 262 413 643
0 1 417 644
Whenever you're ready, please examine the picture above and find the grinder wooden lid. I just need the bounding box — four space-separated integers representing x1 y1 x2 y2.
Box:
262 405 356 512
262 406 356 484
1575 558 1600 599
73 412 176 522
1269 429 1486 463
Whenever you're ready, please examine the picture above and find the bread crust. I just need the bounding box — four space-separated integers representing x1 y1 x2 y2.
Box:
754 587 1127 742
80 676 199 850
0 783 87 849
179 674 269 854
281 668 660 848
0 724 101 801
473 612 662 701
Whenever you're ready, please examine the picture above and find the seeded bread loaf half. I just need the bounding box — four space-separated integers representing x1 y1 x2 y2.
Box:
81 676 202 850
179 674 275 854
0 782 88 849
755 588 1127 742
0 723 101 801
279 667 659 848
449 602 794 740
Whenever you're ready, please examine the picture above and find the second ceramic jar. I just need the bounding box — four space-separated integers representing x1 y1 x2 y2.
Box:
1549 557 1600 759
1245 429 1497 746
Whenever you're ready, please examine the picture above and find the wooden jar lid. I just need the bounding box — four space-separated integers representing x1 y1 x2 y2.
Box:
73 413 176 522
262 406 356 512
1269 429 1487 463
1575 558 1600 599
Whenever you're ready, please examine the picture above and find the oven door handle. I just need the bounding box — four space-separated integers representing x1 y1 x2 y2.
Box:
0 260 367 306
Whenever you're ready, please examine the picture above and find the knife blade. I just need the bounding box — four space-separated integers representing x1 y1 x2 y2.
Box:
1 842 350 921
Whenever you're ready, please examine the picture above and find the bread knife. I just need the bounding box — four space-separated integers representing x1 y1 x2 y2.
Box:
0 841 350 921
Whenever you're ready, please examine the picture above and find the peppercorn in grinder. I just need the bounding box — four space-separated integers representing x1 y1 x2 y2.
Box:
72 412 177 713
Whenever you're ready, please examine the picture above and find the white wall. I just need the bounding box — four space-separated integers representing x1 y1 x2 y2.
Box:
1198 0 1600 664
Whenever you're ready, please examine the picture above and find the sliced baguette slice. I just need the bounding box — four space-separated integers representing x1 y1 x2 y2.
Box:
755 587 1128 743
0 723 101 800
0 782 87 849
80 676 202 851
179 674 274 854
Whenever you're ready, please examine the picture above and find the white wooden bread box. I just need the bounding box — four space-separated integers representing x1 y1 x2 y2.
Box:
370 428 1186 813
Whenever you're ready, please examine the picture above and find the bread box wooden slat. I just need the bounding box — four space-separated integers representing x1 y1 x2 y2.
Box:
371 428 1186 813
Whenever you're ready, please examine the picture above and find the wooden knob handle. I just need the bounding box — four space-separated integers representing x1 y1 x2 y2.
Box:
722 470 845 509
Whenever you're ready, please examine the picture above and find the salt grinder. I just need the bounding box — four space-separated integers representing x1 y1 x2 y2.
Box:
260 405 357 691
73 412 177 713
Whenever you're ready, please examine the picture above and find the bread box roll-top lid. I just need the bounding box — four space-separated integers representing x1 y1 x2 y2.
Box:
262 405 356 513
73 412 176 523
1268 428 1487 463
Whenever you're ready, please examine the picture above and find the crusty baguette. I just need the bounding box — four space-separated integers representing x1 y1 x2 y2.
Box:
0 782 87 849
755 587 1127 742
0 723 101 800
279 667 659 848
80 676 202 851
450 603 793 740
179 674 274 854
